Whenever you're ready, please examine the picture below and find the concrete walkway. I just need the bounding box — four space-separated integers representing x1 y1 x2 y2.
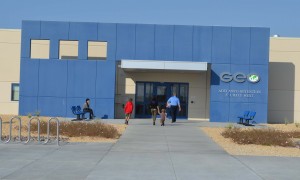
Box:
0 119 300 179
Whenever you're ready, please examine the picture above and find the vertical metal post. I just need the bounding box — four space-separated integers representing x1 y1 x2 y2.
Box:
25 117 40 144
44 117 60 146
5 116 22 143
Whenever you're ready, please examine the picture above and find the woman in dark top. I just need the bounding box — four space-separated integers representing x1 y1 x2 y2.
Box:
83 98 95 119
149 97 159 125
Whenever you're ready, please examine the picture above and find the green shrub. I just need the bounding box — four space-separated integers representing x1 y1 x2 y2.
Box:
28 121 120 139
27 113 32 119
225 123 234 130
221 128 300 147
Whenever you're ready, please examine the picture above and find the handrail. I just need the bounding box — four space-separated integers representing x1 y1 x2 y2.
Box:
44 117 60 146
0 117 2 143
5 116 22 143
25 117 40 144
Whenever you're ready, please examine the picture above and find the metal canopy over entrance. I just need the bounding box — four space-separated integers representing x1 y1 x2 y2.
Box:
121 60 207 72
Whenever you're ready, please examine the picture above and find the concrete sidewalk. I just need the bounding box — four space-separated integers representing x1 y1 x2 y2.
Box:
0 119 300 179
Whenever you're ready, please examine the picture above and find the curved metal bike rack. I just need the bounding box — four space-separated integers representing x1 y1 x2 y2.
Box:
44 117 60 146
25 117 40 144
0 117 2 143
5 116 22 143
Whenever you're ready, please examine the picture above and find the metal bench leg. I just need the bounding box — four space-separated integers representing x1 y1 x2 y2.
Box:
238 118 243 124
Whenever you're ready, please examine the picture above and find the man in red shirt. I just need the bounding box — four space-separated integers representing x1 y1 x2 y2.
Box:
124 98 134 125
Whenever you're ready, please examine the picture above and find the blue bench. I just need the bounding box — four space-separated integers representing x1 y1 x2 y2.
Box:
237 111 250 124
71 106 87 121
237 111 256 126
244 111 256 126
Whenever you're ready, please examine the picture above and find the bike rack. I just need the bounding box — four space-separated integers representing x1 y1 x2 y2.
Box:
0 117 2 143
25 117 40 144
5 116 22 143
44 117 60 146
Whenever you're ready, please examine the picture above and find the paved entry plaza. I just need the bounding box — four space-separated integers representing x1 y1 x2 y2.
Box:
0 119 300 180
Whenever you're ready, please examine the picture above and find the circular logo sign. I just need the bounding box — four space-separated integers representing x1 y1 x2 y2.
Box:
248 74 260 83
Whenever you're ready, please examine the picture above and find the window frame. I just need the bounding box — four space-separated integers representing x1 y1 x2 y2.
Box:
30 39 50 59
11 83 20 101
59 40 79 60
87 41 108 60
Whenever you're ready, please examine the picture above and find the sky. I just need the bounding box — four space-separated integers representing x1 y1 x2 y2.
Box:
0 0 299 37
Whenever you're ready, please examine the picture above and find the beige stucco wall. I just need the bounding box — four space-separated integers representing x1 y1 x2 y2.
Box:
115 64 210 120
0 29 21 115
269 37 300 123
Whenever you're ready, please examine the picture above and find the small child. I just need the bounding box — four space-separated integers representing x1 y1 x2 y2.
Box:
158 108 167 126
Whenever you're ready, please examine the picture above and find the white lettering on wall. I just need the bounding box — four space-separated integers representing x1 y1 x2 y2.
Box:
218 89 262 98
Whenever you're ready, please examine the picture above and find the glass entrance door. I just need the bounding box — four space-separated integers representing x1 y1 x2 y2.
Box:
135 82 188 118
155 83 169 110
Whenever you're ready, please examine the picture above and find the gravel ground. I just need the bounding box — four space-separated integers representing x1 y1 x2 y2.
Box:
202 126 300 157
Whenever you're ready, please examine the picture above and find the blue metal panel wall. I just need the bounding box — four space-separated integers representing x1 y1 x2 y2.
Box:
21 21 41 58
210 27 269 123
212 27 231 64
19 21 117 118
116 24 136 60
38 61 68 97
38 97 67 117
40 21 69 59
67 61 97 98
173 25 193 61
98 23 117 61
19 96 38 116
155 25 174 60
210 64 230 102
210 101 230 123
229 64 249 103
95 98 114 119
230 27 250 64
19 59 39 97
135 24 155 60
193 26 212 62
95 61 115 99
69 22 98 60
19 20 269 123
250 28 270 65
249 65 268 103
19 59 40 116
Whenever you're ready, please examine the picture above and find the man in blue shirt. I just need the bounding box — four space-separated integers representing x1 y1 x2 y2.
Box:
167 92 181 123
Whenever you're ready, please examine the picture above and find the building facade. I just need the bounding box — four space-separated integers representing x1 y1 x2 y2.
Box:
12 20 269 123
269 38 300 123
0 29 21 114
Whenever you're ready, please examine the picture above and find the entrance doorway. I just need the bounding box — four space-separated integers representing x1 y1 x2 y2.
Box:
135 82 188 118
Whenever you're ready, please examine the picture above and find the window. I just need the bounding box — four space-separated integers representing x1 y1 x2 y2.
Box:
11 83 19 101
59 40 78 59
88 41 107 60
30 39 50 59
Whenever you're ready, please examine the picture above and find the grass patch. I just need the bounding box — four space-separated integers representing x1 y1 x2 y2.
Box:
27 121 120 139
221 128 300 147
